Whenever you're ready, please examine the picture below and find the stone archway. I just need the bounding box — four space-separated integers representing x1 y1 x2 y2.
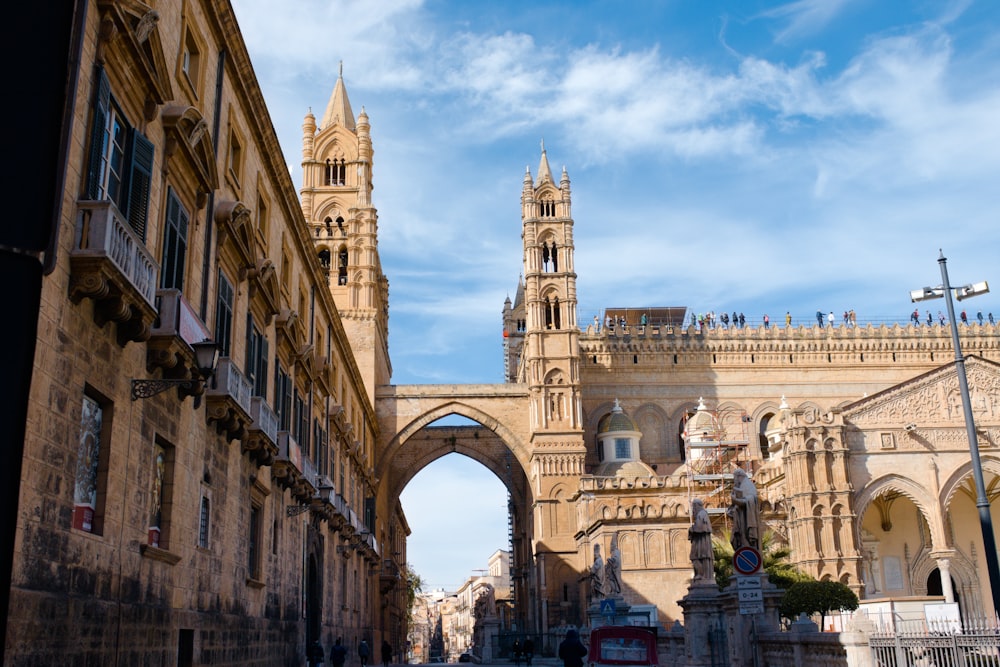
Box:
374 384 539 631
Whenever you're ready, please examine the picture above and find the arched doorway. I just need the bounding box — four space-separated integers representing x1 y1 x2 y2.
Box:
927 569 960 609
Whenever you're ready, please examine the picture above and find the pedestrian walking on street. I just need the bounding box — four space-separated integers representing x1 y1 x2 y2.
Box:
359 639 371 667
382 639 392 667
331 638 348 667
512 639 521 666
308 640 325 667
558 629 588 667
523 638 534 667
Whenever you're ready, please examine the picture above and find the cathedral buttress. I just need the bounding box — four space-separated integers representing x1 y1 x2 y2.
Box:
300 65 390 402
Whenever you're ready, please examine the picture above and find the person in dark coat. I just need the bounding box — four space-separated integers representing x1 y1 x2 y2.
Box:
381 639 392 667
330 637 348 667
558 629 587 667
359 639 371 667
308 640 325 667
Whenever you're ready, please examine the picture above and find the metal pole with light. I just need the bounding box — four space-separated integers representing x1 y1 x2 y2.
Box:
130 339 220 407
910 250 998 615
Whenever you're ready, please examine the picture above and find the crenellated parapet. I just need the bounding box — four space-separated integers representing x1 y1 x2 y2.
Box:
580 322 1000 368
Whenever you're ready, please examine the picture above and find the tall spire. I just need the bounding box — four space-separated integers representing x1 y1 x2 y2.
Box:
535 142 553 186
321 61 356 131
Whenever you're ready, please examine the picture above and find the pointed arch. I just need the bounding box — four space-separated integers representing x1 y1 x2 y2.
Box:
939 456 1000 513
854 474 946 550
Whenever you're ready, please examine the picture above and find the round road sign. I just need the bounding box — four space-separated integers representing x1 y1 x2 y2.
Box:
733 546 763 575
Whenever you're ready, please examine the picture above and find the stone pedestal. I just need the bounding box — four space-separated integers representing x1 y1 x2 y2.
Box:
474 617 500 663
719 574 783 667
586 596 631 628
677 582 727 667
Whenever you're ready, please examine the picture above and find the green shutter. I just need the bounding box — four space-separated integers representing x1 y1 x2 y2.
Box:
126 131 154 241
85 67 111 200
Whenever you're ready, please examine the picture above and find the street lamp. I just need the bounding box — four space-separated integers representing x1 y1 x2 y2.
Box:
131 339 220 407
910 250 997 614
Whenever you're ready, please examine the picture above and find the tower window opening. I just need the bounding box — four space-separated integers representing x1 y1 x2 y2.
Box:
633 355 638 364
540 200 555 217
337 248 348 285
325 158 346 186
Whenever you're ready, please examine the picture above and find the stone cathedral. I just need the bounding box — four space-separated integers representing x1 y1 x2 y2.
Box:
495 147 1000 631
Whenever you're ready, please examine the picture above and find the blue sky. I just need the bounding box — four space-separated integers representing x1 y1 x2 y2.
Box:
232 0 1000 591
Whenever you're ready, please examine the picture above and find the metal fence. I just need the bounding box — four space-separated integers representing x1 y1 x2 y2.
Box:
869 619 1000 667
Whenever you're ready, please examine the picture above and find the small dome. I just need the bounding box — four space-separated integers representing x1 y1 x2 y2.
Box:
598 399 638 433
684 397 720 444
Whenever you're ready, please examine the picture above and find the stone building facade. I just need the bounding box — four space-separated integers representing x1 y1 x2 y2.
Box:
7 1 403 665
499 148 1000 631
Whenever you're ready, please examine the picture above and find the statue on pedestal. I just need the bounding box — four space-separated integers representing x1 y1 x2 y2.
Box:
604 534 622 597
688 498 714 584
727 467 760 551
583 543 604 600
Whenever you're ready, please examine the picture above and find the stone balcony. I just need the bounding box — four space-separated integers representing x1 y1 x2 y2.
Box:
70 200 158 346
243 396 279 466
204 358 253 442
142 289 214 402
275 431 317 504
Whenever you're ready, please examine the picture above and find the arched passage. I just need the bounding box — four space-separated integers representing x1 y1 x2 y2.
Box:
374 386 537 633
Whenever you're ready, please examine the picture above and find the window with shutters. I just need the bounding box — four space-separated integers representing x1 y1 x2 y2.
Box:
85 66 154 241
245 314 268 399
215 271 234 358
294 391 308 446
274 363 292 431
161 188 189 290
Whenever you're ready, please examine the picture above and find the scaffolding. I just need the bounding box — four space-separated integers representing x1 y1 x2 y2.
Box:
682 398 752 519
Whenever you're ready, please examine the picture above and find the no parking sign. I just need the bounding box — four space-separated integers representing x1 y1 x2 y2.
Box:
733 546 762 575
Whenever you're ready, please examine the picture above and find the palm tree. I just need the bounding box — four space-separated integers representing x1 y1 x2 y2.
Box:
712 528 812 590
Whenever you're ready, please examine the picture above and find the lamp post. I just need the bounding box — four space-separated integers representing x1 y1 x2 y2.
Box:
910 250 998 615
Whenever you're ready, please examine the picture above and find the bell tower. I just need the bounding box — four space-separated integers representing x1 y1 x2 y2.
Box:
300 64 390 401
521 144 584 442
520 145 588 635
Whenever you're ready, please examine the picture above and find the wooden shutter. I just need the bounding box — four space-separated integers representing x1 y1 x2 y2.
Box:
125 132 154 241
85 67 111 200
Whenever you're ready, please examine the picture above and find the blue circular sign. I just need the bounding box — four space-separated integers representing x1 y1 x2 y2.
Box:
733 546 762 575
